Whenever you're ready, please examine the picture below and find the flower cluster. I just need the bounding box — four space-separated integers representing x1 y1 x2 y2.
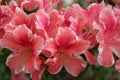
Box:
0 0 120 80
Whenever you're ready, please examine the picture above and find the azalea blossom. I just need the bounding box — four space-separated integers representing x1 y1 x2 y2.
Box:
0 25 44 80
43 27 89 76
93 6 120 67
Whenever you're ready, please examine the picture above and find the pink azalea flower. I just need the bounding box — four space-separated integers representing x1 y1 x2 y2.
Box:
0 25 44 80
43 27 89 76
64 3 102 65
94 6 120 67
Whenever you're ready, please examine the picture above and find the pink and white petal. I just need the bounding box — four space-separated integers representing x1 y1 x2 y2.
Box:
64 4 86 20
11 7 29 26
34 56 44 71
66 39 89 55
98 44 115 67
43 38 58 58
109 40 120 58
32 35 44 55
36 9 50 28
35 21 49 39
21 0 43 11
87 2 105 22
31 65 44 80
21 0 40 11
84 51 97 65
64 55 86 77
0 6 13 28
49 10 64 27
23 54 36 73
13 24 33 44
12 71 29 80
6 52 32 74
93 22 105 43
45 55 63 74
99 6 117 29
4 24 16 32
0 32 23 51
55 27 76 47
115 59 120 72
46 10 64 38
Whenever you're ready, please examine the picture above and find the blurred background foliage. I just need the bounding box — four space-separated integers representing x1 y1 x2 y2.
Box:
1 0 120 80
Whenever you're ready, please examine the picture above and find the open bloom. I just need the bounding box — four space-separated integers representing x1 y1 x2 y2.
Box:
43 27 89 76
0 25 44 80
94 6 120 67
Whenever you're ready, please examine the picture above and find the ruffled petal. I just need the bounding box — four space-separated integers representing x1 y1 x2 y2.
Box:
10 7 29 27
109 41 120 58
99 6 117 30
31 65 44 80
13 24 33 45
12 71 29 80
23 54 36 73
45 54 63 74
87 2 105 22
64 55 86 77
66 39 89 55
84 51 97 65
6 52 32 74
98 44 115 67
0 32 23 51
21 0 43 11
55 27 76 47
43 38 58 57
32 35 44 55
35 9 50 29
46 10 64 38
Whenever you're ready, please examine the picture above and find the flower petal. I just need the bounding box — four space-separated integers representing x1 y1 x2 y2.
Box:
21 0 43 11
13 24 33 45
6 52 32 74
64 55 86 77
32 35 44 55
11 7 29 27
84 51 97 65
31 65 44 80
35 9 50 29
45 54 63 74
99 6 117 30
43 38 58 58
23 54 36 73
55 27 76 47
66 39 89 55
0 32 23 51
12 71 29 80
109 40 120 58
98 44 115 67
